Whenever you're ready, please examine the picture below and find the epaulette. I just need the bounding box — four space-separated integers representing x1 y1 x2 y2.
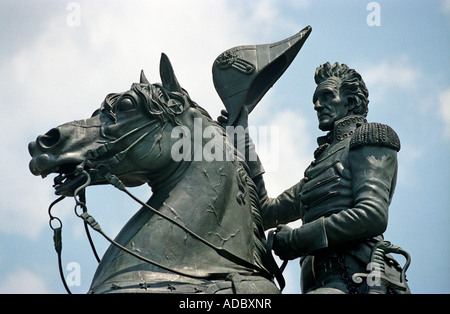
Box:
350 122 401 152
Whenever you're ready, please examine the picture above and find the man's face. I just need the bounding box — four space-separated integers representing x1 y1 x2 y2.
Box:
313 78 349 131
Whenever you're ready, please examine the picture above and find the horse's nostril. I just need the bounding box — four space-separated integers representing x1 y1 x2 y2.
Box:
28 141 37 157
38 128 61 149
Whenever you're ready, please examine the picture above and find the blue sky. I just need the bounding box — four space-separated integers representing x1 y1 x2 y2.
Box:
0 0 449 294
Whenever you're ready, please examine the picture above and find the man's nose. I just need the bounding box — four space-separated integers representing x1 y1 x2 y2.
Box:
314 100 322 111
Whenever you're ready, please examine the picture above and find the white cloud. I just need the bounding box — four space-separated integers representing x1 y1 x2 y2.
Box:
256 108 312 196
0 268 52 294
439 88 450 141
396 144 425 188
250 95 314 230
361 57 421 92
287 0 311 10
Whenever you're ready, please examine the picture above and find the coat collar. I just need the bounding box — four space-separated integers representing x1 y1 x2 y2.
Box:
316 115 367 146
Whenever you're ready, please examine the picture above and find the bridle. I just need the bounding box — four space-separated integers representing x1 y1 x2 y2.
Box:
47 117 286 294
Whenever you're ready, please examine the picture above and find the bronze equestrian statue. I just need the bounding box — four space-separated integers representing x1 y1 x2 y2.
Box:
29 25 410 294
29 53 285 294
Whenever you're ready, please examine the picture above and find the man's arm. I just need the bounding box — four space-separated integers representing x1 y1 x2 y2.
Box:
254 174 303 230
274 124 400 259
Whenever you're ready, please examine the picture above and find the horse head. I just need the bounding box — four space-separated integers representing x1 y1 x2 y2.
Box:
29 54 203 196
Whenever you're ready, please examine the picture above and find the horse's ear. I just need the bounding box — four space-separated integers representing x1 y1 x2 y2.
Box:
160 53 183 93
140 70 150 85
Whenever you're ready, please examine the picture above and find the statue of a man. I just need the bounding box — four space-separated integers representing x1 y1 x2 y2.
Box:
220 62 409 294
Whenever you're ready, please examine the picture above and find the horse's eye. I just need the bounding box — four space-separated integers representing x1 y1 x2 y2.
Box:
118 98 135 111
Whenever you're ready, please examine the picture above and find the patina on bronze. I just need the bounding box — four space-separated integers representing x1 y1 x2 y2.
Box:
29 27 410 294
222 62 411 294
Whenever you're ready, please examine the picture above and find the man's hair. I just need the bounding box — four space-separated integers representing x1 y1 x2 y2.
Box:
314 62 369 117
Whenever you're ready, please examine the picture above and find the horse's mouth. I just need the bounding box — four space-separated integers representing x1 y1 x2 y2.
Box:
52 163 91 196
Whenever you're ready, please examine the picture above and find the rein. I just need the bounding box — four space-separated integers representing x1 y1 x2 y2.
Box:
48 196 71 294
47 118 286 293
49 170 272 293
85 119 161 167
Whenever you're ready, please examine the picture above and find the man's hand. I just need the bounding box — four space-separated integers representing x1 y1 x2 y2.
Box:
217 109 230 128
273 225 300 260
217 107 249 129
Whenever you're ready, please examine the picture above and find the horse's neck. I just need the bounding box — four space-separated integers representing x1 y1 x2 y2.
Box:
150 158 255 255
147 116 252 243
144 117 256 266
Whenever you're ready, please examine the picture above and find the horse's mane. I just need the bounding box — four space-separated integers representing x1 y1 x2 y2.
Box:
133 83 213 125
210 121 271 275
123 82 272 276
241 161 272 275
